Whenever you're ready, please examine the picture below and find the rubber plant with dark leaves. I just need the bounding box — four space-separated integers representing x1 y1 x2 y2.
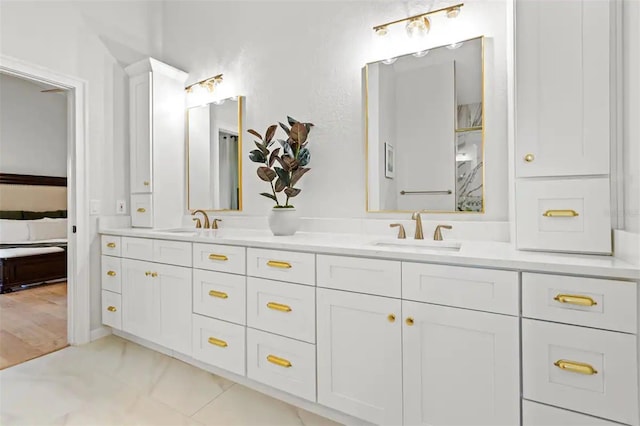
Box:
248 116 314 208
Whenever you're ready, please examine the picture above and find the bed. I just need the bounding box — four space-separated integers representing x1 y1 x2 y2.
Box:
0 173 68 293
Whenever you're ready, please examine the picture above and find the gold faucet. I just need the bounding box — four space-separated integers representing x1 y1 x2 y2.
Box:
192 209 210 229
390 223 406 239
434 224 452 241
411 212 424 240
212 218 222 230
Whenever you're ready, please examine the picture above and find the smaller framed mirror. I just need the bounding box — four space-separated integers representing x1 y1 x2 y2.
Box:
187 96 244 211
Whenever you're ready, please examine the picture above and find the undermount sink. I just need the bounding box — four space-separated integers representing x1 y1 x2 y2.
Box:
159 228 200 236
371 239 461 252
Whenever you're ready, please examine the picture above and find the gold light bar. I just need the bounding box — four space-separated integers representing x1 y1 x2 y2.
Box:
373 3 464 34
185 74 224 93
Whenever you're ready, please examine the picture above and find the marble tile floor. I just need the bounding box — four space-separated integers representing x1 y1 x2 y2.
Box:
0 335 342 426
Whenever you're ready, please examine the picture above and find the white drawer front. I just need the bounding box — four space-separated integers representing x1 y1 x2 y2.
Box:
101 255 122 293
522 320 638 425
192 314 245 376
193 269 246 325
153 239 192 267
101 290 122 330
317 255 400 298
193 243 245 275
523 273 637 333
247 277 315 343
101 235 121 256
247 328 316 402
402 263 519 315
131 193 153 228
523 400 621 426
247 248 315 286
121 237 153 261
516 177 612 254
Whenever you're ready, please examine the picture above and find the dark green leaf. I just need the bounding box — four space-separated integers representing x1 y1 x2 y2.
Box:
265 124 277 143
275 178 286 192
257 166 276 182
287 116 299 127
278 122 290 136
269 148 281 167
298 148 311 166
289 122 308 144
284 187 301 198
304 122 315 133
249 149 266 163
290 167 310 187
254 141 268 155
275 167 290 186
248 129 263 141
278 139 294 157
260 192 278 203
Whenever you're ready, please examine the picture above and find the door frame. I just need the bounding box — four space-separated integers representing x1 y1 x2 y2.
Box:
0 54 91 345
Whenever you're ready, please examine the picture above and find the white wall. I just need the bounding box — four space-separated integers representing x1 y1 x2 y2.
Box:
0 74 67 177
162 0 510 221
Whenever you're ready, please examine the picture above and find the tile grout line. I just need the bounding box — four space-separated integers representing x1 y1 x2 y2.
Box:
189 382 237 418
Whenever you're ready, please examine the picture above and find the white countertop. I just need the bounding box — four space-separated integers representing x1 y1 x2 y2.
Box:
100 227 640 280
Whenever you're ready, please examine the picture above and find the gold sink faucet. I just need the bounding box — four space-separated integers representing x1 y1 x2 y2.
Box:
390 223 406 239
212 218 222 230
192 209 210 229
411 212 424 240
434 224 452 241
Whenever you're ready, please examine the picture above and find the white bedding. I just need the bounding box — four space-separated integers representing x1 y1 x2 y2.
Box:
0 246 64 259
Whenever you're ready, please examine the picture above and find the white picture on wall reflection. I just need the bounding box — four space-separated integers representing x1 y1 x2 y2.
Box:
366 36 484 213
385 142 395 178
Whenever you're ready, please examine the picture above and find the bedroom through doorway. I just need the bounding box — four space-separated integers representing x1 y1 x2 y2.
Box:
0 73 70 369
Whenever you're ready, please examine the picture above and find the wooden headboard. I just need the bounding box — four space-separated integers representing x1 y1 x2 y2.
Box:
0 173 67 211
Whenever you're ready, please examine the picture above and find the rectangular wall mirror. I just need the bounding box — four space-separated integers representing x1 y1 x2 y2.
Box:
366 36 484 213
187 96 243 211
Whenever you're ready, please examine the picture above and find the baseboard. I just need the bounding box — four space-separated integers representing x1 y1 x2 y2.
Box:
90 326 112 341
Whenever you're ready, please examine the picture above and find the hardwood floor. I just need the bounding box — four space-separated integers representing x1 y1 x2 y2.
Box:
0 282 67 370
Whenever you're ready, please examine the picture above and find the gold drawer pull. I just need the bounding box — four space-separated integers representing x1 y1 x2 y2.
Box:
106 242 116 248
267 354 292 368
543 209 579 217
145 271 151 276
266 260 292 269
106 306 117 312
143 181 150 186
554 359 598 375
107 270 116 277
405 317 414 326
554 294 597 307
208 337 228 348
208 254 229 261
151 272 158 278
524 153 535 162
209 290 228 299
387 314 396 323
267 302 292 312
137 208 146 213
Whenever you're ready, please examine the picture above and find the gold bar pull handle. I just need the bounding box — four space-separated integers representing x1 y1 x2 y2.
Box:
143 181 150 186
208 337 228 348
209 290 228 299
543 210 579 217
106 242 116 248
554 359 598 375
137 208 146 213
554 294 597 307
107 270 116 277
266 260 292 269
267 354 292 368
106 306 117 312
267 302 292 312
208 254 229 261
151 272 158 278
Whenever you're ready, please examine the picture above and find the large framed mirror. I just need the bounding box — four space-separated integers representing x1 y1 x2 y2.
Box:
366 36 484 213
187 96 243 211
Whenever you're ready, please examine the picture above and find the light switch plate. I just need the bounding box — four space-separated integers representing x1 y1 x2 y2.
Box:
90 199 101 215
116 200 126 214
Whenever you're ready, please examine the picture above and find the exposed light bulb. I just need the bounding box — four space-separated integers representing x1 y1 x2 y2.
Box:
382 57 398 65
413 50 430 58
447 42 463 50
405 16 430 38
446 6 461 18
375 26 389 36
213 99 226 105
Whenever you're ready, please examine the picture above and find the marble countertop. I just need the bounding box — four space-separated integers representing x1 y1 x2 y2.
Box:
100 227 640 280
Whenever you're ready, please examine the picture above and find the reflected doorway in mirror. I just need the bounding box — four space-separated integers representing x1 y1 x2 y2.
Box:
385 142 395 179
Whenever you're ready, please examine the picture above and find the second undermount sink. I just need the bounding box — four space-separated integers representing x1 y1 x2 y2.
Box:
372 239 461 252
159 228 201 236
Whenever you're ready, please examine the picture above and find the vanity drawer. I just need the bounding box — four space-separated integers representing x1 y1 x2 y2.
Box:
522 400 621 426
192 314 245 376
317 255 401 298
402 263 519 315
101 255 122 293
515 177 611 254
121 237 153 261
101 235 121 256
131 193 153 228
522 319 638 425
101 290 122 330
523 273 637 333
153 239 191 267
247 248 315 286
193 269 246 325
247 277 315 343
247 328 316 402
193 243 245 275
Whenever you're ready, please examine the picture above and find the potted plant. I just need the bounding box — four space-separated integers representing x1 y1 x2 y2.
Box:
248 116 314 236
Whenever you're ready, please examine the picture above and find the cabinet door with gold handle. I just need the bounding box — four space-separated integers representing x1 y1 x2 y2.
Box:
267 354 292 368
553 359 598 375
208 337 228 348
266 260 292 269
266 302 292 312
553 294 597 307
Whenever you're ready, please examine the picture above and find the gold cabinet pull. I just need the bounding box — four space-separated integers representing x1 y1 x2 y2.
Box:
145 271 151 276
406 317 414 326
267 354 292 368
387 314 396 323
143 181 150 186
151 272 158 278
524 153 535 162
542 209 579 217
209 290 228 299
106 242 116 248
267 302 292 312
554 294 597 307
106 306 117 312
208 254 229 261
554 359 598 375
107 270 116 277
137 207 146 213
266 260 292 269
208 337 228 348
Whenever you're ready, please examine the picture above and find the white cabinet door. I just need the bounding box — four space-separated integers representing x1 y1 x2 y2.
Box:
129 71 153 193
122 258 160 343
316 288 402 425
402 301 520 426
516 0 610 177
155 263 192 355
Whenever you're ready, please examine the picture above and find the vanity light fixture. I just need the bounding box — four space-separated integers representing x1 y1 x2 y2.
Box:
373 3 463 38
185 74 224 93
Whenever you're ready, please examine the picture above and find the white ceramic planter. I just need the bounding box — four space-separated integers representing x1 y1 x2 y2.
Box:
268 207 300 236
